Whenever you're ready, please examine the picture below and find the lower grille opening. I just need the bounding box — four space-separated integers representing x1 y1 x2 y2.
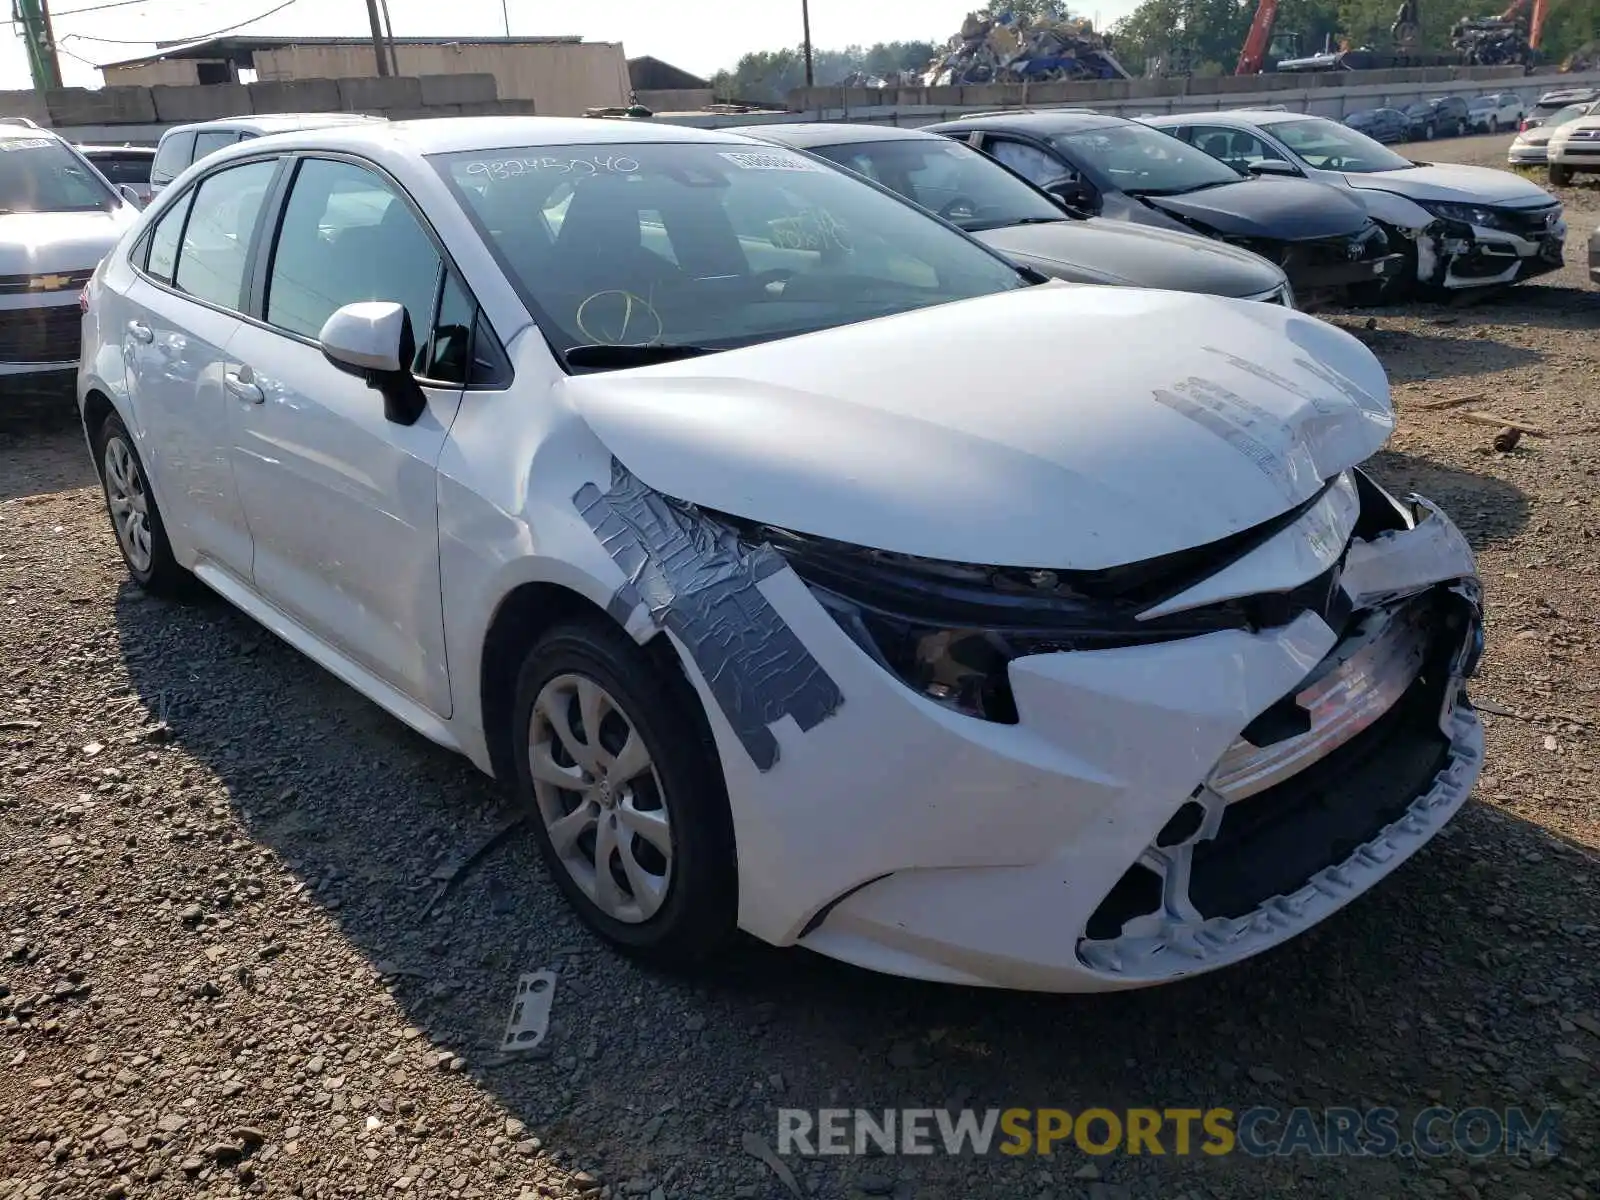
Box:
1084 863 1162 941
0 305 81 363
1186 663 1451 921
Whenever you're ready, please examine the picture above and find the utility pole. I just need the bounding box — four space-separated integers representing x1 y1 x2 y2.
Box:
378 0 399 75
801 0 814 86
364 0 391 75
500 0 510 37
14 0 64 92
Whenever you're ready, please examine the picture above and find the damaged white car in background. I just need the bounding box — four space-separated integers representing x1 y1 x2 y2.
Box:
79 117 1485 992
1142 110 1565 297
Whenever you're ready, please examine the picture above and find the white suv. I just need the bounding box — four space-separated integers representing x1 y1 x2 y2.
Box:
78 117 1486 991
149 112 385 197
0 120 140 396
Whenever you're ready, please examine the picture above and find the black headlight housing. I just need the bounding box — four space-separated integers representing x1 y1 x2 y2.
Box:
711 477 1360 724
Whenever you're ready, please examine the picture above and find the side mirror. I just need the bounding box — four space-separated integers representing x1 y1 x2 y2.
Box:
318 301 427 426
1247 159 1301 177
117 184 144 209
1044 176 1091 211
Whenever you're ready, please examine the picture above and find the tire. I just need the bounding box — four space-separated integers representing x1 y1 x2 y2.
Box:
1549 164 1574 186
1488 117 1499 134
92 412 192 598
1425 123 1436 141
512 618 738 965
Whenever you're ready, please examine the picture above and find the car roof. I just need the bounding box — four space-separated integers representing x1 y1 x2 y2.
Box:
1142 110 1306 129
929 110 1128 133
201 115 776 161
163 112 388 138
740 123 940 148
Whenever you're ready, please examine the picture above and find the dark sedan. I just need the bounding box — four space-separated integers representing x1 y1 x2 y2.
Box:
923 111 1403 306
743 123 1294 304
1343 107 1411 144
1402 97 1470 140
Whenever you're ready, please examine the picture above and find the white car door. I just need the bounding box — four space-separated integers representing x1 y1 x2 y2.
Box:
224 155 467 717
119 157 281 579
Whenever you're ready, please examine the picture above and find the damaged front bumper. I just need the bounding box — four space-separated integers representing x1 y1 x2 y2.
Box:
1409 206 1567 290
754 481 1484 992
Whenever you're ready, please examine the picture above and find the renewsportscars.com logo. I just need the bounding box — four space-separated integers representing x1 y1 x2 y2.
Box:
776 1106 1563 1159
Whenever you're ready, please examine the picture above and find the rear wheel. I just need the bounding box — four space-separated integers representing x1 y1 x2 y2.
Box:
512 619 737 964
93 412 192 597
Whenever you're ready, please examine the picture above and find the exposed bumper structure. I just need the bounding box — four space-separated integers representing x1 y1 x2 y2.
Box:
1410 206 1567 291
715 480 1486 992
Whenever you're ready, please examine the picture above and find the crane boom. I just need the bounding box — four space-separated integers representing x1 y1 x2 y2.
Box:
1529 0 1549 48
1235 0 1280 73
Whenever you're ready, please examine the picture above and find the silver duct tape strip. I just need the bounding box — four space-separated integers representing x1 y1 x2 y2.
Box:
574 460 844 771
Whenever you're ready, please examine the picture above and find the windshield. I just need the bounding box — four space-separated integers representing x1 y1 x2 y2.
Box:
807 137 1066 231
0 135 115 213
1541 103 1593 130
434 142 1030 362
1269 117 1415 173
1049 124 1240 195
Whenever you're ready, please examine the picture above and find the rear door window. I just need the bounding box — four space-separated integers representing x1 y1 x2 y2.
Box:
151 131 195 185
173 159 279 311
192 130 241 164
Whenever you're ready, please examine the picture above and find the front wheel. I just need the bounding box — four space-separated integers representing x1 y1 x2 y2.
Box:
1549 163 1574 186
93 412 192 597
512 619 738 964
1424 123 1437 140
1488 117 1499 134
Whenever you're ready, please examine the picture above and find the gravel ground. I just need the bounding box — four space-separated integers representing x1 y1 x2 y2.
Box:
1 133 1596 1200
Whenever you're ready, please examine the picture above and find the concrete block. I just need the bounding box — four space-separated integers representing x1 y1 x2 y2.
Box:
381 107 459 121
841 88 879 108
0 89 49 127
458 99 540 116
958 84 1010 107
44 86 156 125
151 83 251 123
337 75 421 112
247 78 341 114
418 73 498 106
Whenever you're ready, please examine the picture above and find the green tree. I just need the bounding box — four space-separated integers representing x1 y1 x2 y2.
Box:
710 39 940 101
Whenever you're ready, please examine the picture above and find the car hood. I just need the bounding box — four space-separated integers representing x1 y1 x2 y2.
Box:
0 208 133 276
1514 128 1555 147
1138 177 1370 240
973 218 1285 297
563 285 1394 570
1342 163 1557 207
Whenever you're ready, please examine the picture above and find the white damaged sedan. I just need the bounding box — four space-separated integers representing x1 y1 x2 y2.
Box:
78 117 1485 991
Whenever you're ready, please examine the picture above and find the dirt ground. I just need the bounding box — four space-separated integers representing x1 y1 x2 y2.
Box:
0 133 1596 1200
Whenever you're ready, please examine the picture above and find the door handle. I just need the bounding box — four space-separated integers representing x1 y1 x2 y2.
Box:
127 320 153 344
224 370 264 404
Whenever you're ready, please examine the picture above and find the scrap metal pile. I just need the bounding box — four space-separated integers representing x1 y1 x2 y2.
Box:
924 8 1131 86
1449 15 1532 65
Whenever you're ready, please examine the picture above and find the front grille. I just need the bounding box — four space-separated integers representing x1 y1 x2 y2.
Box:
1492 204 1561 236
0 268 93 297
0 305 82 363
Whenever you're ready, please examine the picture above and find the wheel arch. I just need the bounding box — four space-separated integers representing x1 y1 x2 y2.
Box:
477 581 697 787
81 388 117 476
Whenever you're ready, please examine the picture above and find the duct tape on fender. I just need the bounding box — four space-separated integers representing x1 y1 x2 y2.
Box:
574 459 844 772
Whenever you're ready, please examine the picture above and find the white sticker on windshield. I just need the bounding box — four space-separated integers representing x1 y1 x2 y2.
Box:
718 150 824 173
0 138 54 152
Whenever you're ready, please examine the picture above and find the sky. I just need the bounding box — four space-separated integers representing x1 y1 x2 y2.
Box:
3 0 1144 92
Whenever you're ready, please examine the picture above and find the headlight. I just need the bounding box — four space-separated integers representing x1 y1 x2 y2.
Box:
1417 200 1503 228
716 493 1352 723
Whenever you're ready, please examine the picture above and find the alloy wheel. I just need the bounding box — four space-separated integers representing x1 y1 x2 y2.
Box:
104 436 153 573
527 673 673 924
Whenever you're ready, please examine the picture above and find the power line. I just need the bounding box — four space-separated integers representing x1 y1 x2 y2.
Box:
60 0 299 44
44 0 166 17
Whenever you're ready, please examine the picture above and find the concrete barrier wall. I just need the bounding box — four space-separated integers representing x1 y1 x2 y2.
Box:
665 65 1600 129
0 73 516 139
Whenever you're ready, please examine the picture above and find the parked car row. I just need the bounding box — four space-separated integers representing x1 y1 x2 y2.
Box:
1343 92 1533 145
73 114 1490 992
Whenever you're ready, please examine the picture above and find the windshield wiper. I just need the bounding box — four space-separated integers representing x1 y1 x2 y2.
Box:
563 343 724 369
